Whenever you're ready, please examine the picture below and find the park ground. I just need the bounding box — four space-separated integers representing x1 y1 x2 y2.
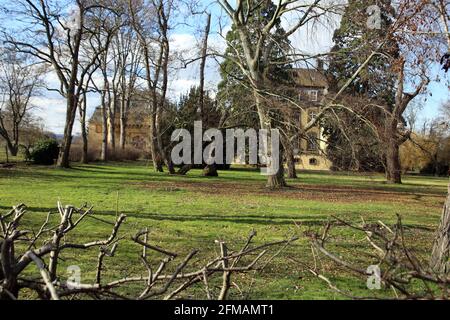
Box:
0 161 448 299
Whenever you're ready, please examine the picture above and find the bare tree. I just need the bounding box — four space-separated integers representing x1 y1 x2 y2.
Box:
92 39 113 162
128 0 174 173
109 15 143 151
77 41 103 164
0 51 43 157
78 89 90 163
383 58 429 184
382 0 448 183
87 6 122 162
199 13 220 177
2 0 119 168
116 29 142 150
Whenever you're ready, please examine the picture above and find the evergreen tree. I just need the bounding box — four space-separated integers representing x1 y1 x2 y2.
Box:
325 0 405 179
176 86 220 131
328 0 398 102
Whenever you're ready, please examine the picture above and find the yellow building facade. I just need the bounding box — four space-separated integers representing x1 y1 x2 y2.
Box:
291 68 332 171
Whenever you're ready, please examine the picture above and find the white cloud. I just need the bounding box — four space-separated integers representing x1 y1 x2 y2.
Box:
30 96 67 133
168 78 199 99
30 91 100 135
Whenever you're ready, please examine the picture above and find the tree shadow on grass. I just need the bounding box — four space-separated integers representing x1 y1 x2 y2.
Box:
0 205 437 231
0 204 332 227
2 164 446 197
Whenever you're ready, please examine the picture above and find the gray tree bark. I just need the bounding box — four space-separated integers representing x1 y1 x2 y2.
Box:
385 121 402 184
430 183 450 274
57 90 79 168
107 94 116 157
199 14 216 178
100 90 109 162
286 146 297 179
79 91 89 164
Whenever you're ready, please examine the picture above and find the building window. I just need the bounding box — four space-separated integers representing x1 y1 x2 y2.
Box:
309 158 318 166
307 132 319 152
308 90 318 102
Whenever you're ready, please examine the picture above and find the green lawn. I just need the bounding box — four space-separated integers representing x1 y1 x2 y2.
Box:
0 162 448 299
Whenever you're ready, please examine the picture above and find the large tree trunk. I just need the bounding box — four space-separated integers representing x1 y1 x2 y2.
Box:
161 144 175 174
285 141 297 179
433 155 440 177
156 113 168 173
0 276 19 300
5 140 18 157
266 155 287 189
178 164 192 175
286 155 297 179
119 96 128 150
100 91 108 162
165 157 175 174
155 17 172 174
119 116 126 150
197 14 213 179
199 13 211 121
80 91 88 164
57 92 78 168
80 124 88 165
254 91 287 189
385 142 401 184
203 164 218 177
149 113 163 172
108 94 116 157
430 183 450 274
385 124 402 184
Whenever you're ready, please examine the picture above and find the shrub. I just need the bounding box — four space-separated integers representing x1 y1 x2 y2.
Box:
112 147 143 161
30 139 60 165
69 142 144 162
69 143 100 163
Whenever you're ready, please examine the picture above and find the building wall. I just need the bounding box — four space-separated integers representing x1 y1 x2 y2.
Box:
295 113 332 171
295 86 332 171
87 120 151 151
295 154 332 171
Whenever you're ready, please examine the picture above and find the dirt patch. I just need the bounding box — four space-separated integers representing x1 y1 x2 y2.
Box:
136 180 444 205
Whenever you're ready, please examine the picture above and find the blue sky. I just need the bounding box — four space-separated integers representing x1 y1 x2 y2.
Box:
25 1 449 134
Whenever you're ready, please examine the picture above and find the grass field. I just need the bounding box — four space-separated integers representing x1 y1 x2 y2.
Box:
0 162 448 299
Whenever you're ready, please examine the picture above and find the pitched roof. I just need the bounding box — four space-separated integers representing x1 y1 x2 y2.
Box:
89 103 150 124
291 68 328 88
88 90 156 124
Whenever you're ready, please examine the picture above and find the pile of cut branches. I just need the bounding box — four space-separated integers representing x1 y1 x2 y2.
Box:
0 203 297 300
